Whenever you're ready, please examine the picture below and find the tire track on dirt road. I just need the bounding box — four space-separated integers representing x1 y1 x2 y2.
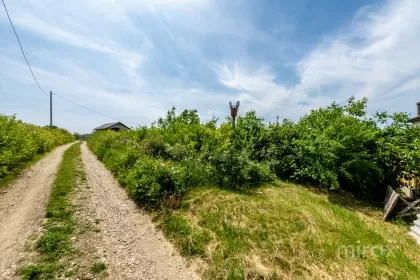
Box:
0 143 73 279
80 142 199 280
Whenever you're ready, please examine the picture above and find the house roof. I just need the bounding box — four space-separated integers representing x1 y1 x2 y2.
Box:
93 122 130 130
409 116 420 123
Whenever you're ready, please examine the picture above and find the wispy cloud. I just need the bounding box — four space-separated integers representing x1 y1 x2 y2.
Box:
296 0 420 112
12 11 144 72
1 0 419 132
215 0 420 119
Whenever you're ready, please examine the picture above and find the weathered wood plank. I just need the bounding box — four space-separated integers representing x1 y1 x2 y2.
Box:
396 210 420 218
397 199 420 216
384 186 400 220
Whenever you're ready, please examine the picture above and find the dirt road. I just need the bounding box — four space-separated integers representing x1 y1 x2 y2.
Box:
80 142 198 280
0 142 198 279
0 144 73 280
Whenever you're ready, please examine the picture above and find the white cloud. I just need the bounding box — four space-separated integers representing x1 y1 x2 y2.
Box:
0 53 233 132
217 0 420 120
297 0 420 112
213 63 314 119
13 13 143 71
1 0 146 71
2 0 420 133
15 14 112 53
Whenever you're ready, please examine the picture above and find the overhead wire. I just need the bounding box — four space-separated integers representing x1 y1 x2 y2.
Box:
2 0 130 124
53 93 123 123
2 0 47 96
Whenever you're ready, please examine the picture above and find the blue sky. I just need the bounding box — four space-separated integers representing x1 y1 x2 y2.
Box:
1 0 419 133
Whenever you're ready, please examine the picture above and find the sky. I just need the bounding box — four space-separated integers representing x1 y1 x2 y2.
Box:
0 0 419 133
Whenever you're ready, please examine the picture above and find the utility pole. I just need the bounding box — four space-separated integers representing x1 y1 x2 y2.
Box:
50 91 53 128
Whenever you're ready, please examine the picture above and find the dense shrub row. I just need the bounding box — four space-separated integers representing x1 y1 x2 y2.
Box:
0 115 74 178
88 98 420 207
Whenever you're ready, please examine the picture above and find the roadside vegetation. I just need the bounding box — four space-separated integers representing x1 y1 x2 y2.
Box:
0 115 73 187
87 97 420 279
88 97 420 206
20 143 82 280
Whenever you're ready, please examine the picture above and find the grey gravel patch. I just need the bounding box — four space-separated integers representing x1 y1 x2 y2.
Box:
80 142 199 280
0 143 74 280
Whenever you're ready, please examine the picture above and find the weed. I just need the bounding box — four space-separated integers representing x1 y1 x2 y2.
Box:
19 265 44 280
90 261 107 274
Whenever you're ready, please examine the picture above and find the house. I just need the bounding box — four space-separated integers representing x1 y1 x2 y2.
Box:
409 102 420 127
93 122 130 132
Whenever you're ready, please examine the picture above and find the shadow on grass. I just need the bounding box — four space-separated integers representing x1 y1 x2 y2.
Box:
272 177 384 218
303 184 383 218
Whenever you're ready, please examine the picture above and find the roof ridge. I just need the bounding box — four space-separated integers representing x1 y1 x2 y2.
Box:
93 122 130 131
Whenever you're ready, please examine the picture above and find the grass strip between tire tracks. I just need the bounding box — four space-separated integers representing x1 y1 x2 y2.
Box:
20 142 83 279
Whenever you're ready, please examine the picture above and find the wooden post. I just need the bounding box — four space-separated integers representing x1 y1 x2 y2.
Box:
50 91 53 128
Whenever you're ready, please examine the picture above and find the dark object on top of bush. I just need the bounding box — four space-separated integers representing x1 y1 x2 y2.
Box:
87 99 420 207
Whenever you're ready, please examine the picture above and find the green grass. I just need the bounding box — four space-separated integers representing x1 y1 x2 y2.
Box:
20 142 83 280
0 153 45 189
91 261 107 274
157 181 420 280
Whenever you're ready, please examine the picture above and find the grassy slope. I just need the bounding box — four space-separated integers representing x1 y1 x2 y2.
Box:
158 181 420 280
20 143 83 279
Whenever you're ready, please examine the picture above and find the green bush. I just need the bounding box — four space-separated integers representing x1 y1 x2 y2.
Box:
0 115 73 179
122 157 187 208
141 134 166 158
88 99 420 205
209 147 273 190
266 98 420 199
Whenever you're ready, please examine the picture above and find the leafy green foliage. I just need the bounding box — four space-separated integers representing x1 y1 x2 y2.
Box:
208 147 273 189
88 98 420 206
0 115 74 179
88 108 273 208
266 97 420 199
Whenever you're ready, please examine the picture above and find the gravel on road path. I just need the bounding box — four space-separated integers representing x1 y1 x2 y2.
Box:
80 142 199 280
0 143 73 280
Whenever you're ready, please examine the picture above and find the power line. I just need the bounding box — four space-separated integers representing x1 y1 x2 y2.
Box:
2 0 131 125
53 93 123 123
2 0 47 96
